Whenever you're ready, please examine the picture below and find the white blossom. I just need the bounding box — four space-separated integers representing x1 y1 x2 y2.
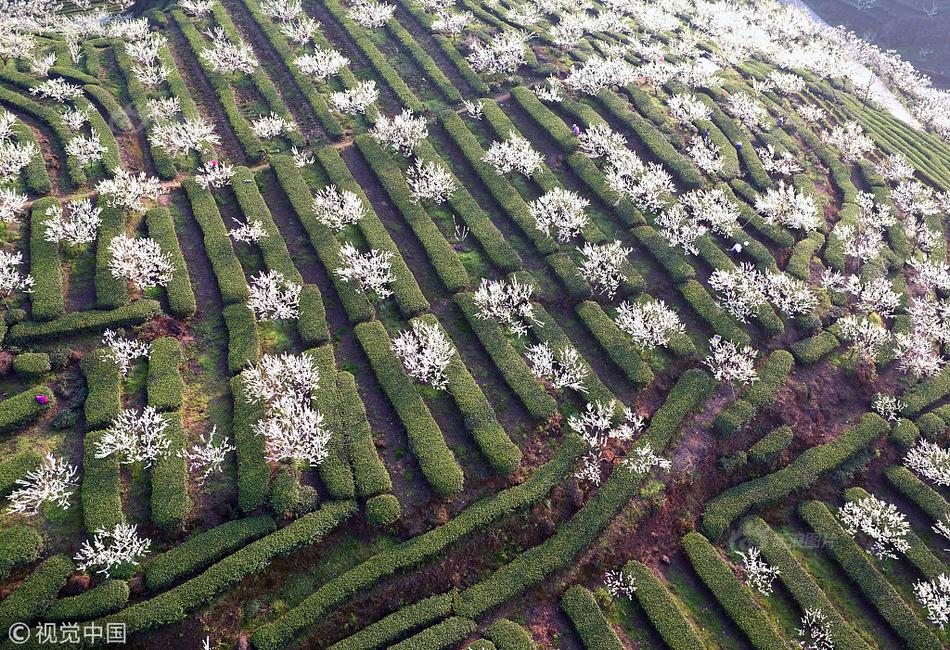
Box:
253 112 295 140
97 169 164 214
483 131 544 177
30 78 83 103
871 393 903 421
255 397 330 466
767 70 806 95
312 184 366 231
282 16 323 45
261 0 303 22
727 93 769 129
248 269 302 321
796 608 835 650
579 240 631 299
150 117 220 158
146 97 182 123
348 0 395 28
755 181 821 231
330 80 379 114
0 250 34 299
836 314 891 362
66 132 106 167
705 338 758 388
372 110 427 156
621 443 671 475
606 154 674 213
839 495 910 560
655 203 707 255
604 569 637 598
101 328 149 377
431 10 472 35
29 52 57 78
97 407 171 467
578 123 626 160
292 146 314 168
525 342 588 393
563 55 636 95
42 199 101 246
406 157 456 204
467 30 529 76
462 99 483 120
668 93 711 124
0 140 39 182
6 453 78 516
229 217 268 244
758 144 803 177
472 276 537 337
529 187 589 242
61 106 91 131
108 234 174 290
180 0 214 17
535 76 564 103
905 440 950 487
876 152 915 182
336 243 394 299
822 121 875 162
615 299 684 351
796 104 825 123
295 47 348 79
74 524 151 578
391 320 456 390
200 26 258 75
737 546 780 595
195 159 235 190
0 189 28 224
180 426 235 484
243 352 320 406
915 574 950 629
570 400 645 483
687 135 723 174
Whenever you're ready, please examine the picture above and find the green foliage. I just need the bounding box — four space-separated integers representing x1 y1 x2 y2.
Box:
95 199 129 310
0 554 74 631
747 425 793 465
146 207 197 319
791 331 839 364
484 618 537 650
80 349 121 430
390 617 476 650
8 300 161 343
329 593 455 650
337 371 391 498
81 429 124 533
46 580 130 622
29 198 65 321
0 451 42 497
714 350 793 436
223 303 260 375
147 337 184 411
560 585 624 650
677 279 750 345
632 226 695 283
0 385 56 434
625 561 704 650
366 494 401 528
11 120 51 194
297 284 330 347
884 464 950 522
12 352 51 379
230 374 271 513
0 525 42 580
576 300 653 386
151 413 191 531
901 365 950 416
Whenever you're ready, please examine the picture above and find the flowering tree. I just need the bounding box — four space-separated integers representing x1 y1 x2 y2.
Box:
462 99 483 120
871 393 904 421
668 93 711 124
915 574 950 629
295 47 348 79
244 352 320 405
248 270 302 321
0 250 34 300
97 407 171 467
330 80 379 114
757 144 803 177
391 320 456 390
30 78 83 103
578 123 626 160
195 159 235 190
261 0 303 21
102 329 149 377
180 426 235 484
292 146 314 168
569 399 644 483
839 495 910 560
604 569 637 598
483 131 544 177
836 314 892 363
75 524 151 578
905 440 950 487
579 240 631 299
737 546 780 595
798 105 826 124
823 121 875 162
0 189 28 224
348 0 395 28
535 76 564 103
229 217 267 244
614 299 684 351
65 133 105 167
767 70 806 94
705 338 758 390
727 93 769 129
687 136 723 174
97 169 164 214
525 342 588 393
467 30 529 76
755 181 821 231
563 55 636 95
147 97 181 123
150 117 220 158
108 234 174 290
605 153 674 213
336 243 395 299
42 199 101 247
876 152 916 182
180 0 214 16
796 609 835 650
529 187 589 242
472 277 537 337
312 184 366 231
0 139 39 183
406 158 456 204
6 453 78 516
200 26 258 75
253 113 295 140
432 10 472 36
372 109 428 156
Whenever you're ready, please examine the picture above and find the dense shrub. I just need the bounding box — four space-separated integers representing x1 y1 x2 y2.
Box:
560 586 623 650
95 199 129 310
80 349 121 430
82 429 124 533
337 371 391 498
484 618 537 650
678 280 749 345
29 198 65 321
884 464 950 522
330 593 455 650
297 284 330 347
146 207 197 319
230 374 271 513
12 352 51 379
0 525 42 580
786 231 825 280
0 554 74 631
625 561 704 650
151 413 191 531
901 365 950 416
791 331 839 364
366 494 402 528
576 301 653 386
0 385 56 434
747 425 794 464
46 579 130 622
307 345 355 499
12 120 51 194
7 300 161 343
632 226 695 283
147 337 184 411
223 303 260 375
714 350 793 436
0 451 42 497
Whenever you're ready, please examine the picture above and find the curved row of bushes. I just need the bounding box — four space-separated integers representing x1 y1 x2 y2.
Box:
337 371 392 499
624 560 705 649
0 524 42 580
0 554 74 631
714 349 793 436
46 579 129 622
7 299 161 343
576 300 654 387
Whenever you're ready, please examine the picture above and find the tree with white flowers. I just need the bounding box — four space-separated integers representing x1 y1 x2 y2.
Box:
681 188 740 236
563 55 636 95
406 157 456 204
737 546 780 595
30 78 83 103
705 338 758 390
687 136 723 173
727 93 769 129
75 524 151 578
108 234 174 290
755 181 821 231
467 30 529 76
261 0 303 21
97 406 171 467
147 97 181 123
529 187 589 242
836 314 892 363
253 113 295 140
915 574 950 629
0 189 28 224
579 240 631 299
876 152 915 182
372 110 428 156
570 400 645 483
796 104 825 123
483 131 544 177
248 270 301 321
0 250 34 300
180 426 235 485
432 10 472 35
312 185 366 231
330 80 379 114
6 453 78 516
348 0 395 28
525 342 588 392
229 216 267 244
668 93 711 124
150 117 220 158
871 393 903 421
102 329 149 377
796 608 835 650
65 133 105 167
0 140 39 183
655 203 707 255
905 440 950 487
61 106 91 132
604 569 637 598
392 320 456 390
605 154 675 213
244 352 321 406
200 26 258 74
181 0 214 16
622 441 670 475
839 495 910 560
615 299 684 351
97 169 164 214
195 159 235 190
578 123 626 160
472 276 537 337
336 243 395 299
295 47 348 79
42 199 101 247
758 144 803 177
823 121 875 162
709 264 768 323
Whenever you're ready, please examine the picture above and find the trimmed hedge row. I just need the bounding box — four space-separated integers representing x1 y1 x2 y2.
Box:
80 349 121 431
484 618 537 650
390 616 476 650
76 95 121 176
702 413 888 539
307 345 356 499
95 199 129 310
365 493 401 528
328 592 455 650
13 352 50 379
386 19 461 103
576 301 654 386
900 365 950 416
11 120 52 194
231 373 271 513
354 136 469 292
632 226 695 283
682 532 785 650
677 279 750 345
739 517 871 650
0 554 74 631
884 464 950 523
270 155 375 323
145 515 277 592
232 167 302 284
625 561 705 650
417 314 521 475
799 500 942 650
223 303 260 375
0 385 55 434
147 337 184 411
81 429 124 533
455 293 557 422
786 231 824 281
643 368 717 450
560 585 624 650
0 451 42 497
251 435 587 649
15 209 51 314
183 179 249 306
81 501 355 639
695 93 771 190
748 425 794 465
790 330 839 364
0 525 42 580
337 371 392 498
151 412 191 531
297 284 330 346
354 320 464 496
714 350 793 436
316 148 430 317
82 83 133 133
145 207 197 319
398 2 487 94
7 299 161 343
46 579 129 622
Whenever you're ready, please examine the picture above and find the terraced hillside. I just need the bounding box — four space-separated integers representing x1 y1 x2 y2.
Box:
1 0 950 648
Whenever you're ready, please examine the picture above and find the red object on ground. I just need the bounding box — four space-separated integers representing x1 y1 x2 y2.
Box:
35 394 49 405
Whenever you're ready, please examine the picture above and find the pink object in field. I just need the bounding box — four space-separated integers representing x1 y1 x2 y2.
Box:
35 394 49 406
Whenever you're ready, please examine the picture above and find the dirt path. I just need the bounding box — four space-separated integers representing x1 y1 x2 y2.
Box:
18 115 68 195
164 16 250 166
